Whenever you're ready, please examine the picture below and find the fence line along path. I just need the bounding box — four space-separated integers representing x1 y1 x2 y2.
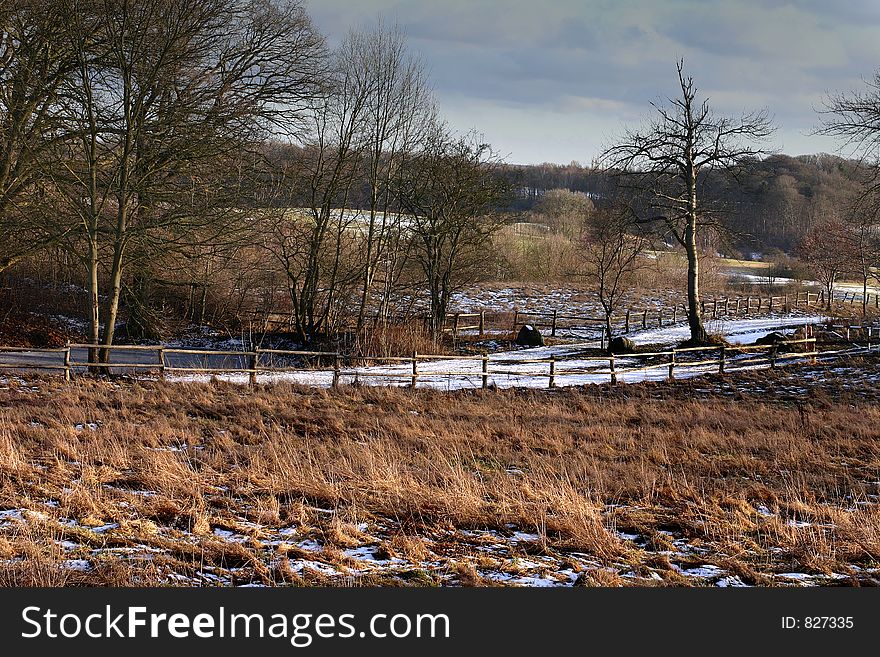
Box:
1 335 859 390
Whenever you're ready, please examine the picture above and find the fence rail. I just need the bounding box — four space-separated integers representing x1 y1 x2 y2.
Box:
503 292 823 342
242 291 827 341
0 336 843 389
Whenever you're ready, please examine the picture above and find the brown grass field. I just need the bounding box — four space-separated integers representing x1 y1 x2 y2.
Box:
1 360 879 587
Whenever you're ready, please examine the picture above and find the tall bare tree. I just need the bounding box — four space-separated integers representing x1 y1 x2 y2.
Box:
52 0 324 359
262 30 372 343
398 126 509 336
844 202 880 315
0 1 76 272
579 206 650 347
602 60 773 343
818 67 880 314
798 219 853 310
818 69 880 193
346 22 434 334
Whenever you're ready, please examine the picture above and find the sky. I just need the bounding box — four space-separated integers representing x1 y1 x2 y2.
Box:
304 0 880 165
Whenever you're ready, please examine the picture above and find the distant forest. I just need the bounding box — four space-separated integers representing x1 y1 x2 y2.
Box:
501 154 866 254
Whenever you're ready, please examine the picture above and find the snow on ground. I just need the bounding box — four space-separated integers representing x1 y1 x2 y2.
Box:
171 313 827 390
4 503 861 587
629 314 821 346
450 284 677 315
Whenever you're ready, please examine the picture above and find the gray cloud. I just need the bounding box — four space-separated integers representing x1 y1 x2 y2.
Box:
304 0 880 164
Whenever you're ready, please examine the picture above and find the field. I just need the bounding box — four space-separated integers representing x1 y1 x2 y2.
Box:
1 359 879 587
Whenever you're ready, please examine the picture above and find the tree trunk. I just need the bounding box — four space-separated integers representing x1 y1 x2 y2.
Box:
604 314 613 352
100 241 126 363
685 167 707 343
87 233 101 369
355 208 378 335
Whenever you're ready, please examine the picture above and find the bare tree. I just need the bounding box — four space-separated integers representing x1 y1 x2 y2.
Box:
536 188 594 238
262 31 372 343
818 69 880 194
843 201 880 315
0 1 77 273
817 74 880 314
602 60 773 343
578 206 650 347
397 127 509 336
52 0 324 359
345 22 434 334
798 219 852 310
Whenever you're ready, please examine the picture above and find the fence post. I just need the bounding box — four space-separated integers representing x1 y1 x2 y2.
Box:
453 313 460 339
736 298 741 314
158 346 166 382
549 356 556 389
658 310 663 328
609 354 616 385
551 308 558 337
672 305 677 323
642 310 647 329
249 350 259 386
479 311 485 338
332 354 340 389
701 300 706 316
719 345 726 375
769 344 777 369
667 350 676 381
411 351 418 388
625 309 630 333
713 298 718 319
64 341 71 382
481 353 489 389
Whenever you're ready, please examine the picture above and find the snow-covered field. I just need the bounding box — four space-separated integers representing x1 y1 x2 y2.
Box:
169 314 826 390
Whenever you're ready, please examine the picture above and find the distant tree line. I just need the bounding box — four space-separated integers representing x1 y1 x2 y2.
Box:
502 153 867 254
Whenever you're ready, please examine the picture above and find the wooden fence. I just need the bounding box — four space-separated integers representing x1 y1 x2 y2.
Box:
836 290 880 307
0 337 833 389
504 291 822 340
243 291 825 341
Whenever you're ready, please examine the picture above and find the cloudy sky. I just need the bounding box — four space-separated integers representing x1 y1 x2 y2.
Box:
305 0 880 165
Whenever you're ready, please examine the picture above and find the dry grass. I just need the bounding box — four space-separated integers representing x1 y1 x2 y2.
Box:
0 365 879 586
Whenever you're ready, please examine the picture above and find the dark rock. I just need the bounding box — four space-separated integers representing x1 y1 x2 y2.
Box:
609 336 636 353
755 331 787 345
515 324 544 347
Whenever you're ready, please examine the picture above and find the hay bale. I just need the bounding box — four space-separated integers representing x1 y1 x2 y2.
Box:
609 336 636 353
515 324 544 347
